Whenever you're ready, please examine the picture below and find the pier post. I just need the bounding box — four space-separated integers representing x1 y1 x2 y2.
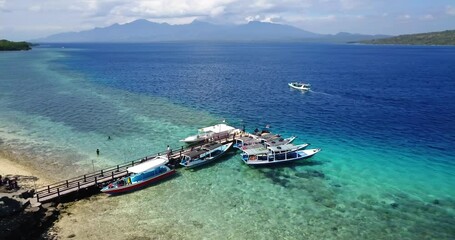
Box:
84 175 87 182
112 171 114 179
66 180 69 188
101 169 104 177
47 185 50 193
132 160 134 166
77 182 80 191
116 165 119 172
36 194 40 203
57 188 60 197
95 176 98 184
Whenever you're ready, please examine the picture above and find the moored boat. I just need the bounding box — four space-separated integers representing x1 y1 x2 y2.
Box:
180 124 239 144
234 134 296 150
288 82 311 91
101 156 175 194
241 146 320 165
180 142 233 169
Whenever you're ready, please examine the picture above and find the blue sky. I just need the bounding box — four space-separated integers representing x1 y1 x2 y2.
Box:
1 0 455 40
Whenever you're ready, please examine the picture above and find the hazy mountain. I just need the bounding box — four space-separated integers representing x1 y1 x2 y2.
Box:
361 30 455 45
35 19 385 43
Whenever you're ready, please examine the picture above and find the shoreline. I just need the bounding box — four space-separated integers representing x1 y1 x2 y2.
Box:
0 155 62 240
0 155 52 189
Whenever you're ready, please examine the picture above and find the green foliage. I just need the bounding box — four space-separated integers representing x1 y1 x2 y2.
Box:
362 30 455 46
0 39 32 51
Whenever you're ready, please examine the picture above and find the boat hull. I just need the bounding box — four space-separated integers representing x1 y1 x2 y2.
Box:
288 83 310 91
101 169 175 194
181 142 233 169
243 149 321 165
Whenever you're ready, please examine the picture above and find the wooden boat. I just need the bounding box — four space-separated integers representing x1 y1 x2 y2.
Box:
100 156 175 194
288 82 311 91
234 133 296 150
180 142 233 169
241 146 320 165
180 124 239 144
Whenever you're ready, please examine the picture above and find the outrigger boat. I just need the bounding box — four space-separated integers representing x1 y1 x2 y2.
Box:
288 82 311 91
180 142 233 169
241 145 320 165
101 156 175 194
180 124 239 144
234 133 296 150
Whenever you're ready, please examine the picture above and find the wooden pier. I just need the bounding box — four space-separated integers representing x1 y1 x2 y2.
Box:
34 134 236 203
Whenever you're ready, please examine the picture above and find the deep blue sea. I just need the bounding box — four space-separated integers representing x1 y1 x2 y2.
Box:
1 43 454 239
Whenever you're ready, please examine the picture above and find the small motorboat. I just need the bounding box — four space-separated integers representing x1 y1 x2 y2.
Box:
100 156 175 194
288 82 311 91
180 142 233 169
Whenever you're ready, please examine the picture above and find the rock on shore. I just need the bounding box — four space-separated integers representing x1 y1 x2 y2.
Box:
0 175 60 240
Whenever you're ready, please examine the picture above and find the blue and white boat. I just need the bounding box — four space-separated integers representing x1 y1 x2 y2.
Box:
241 144 320 165
180 142 233 169
101 156 175 194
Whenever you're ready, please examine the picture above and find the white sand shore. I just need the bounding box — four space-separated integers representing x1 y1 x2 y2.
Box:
0 156 51 188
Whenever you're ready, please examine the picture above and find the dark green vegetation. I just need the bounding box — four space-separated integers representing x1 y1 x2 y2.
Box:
362 30 455 45
0 39 32 51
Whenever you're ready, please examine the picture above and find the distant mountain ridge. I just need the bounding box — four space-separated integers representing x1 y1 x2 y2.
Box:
361 30 455 45
35 19 388 43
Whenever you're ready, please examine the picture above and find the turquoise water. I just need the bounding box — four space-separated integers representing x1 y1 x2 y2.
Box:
0 44 454 239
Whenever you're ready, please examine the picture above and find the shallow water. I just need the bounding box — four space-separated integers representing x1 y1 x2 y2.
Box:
0 43 454 239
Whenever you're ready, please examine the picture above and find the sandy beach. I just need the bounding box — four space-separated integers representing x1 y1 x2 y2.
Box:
0 155 51 189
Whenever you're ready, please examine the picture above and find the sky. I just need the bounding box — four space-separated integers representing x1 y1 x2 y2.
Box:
1 0 455 41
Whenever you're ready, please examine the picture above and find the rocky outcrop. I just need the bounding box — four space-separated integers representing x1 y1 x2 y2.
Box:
0 175 60 240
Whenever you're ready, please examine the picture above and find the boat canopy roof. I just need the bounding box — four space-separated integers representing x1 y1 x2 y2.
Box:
184 149 207 158
200 124 236 133
127 156 168 173
242 147 269 155
268 144 298 152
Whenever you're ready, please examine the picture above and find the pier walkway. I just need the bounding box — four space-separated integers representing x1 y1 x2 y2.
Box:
34 134 236 203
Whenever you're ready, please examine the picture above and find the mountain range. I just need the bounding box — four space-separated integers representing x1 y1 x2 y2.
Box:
35 19 389 43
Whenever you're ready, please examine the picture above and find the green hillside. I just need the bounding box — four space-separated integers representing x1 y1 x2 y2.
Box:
0 39 32 51
362 30 455 46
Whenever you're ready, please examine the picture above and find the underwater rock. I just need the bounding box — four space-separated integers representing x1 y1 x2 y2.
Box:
390 202 399 209
432 199 440 205
295 170 325 179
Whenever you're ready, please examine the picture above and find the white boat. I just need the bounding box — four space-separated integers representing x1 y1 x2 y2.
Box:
180 124 239 144
241 146 320 165
100 156 175 194
288 82 311 91
180 142 233 169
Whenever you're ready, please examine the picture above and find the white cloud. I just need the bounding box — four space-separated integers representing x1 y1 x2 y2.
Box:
421 14 434 20
340 0 363 10
1 0 455 40
446 5 455 16
28 5 41 12
397 14 411 20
